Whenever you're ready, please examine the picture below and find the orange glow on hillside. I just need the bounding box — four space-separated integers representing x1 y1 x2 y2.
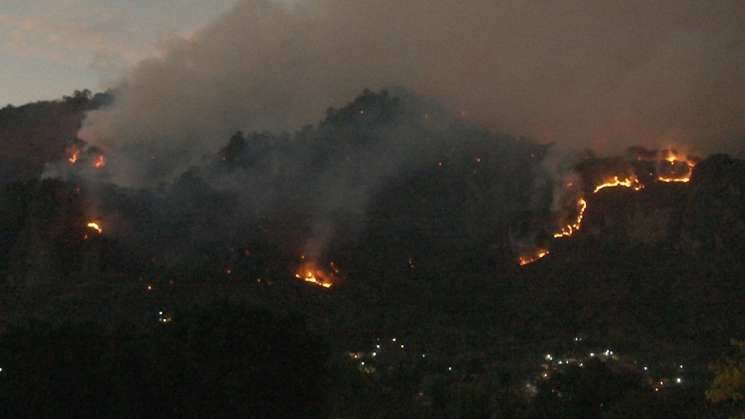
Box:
519 249 549 266
93 154 106 169
593 176 643 194
657 150 695 183
68 147 80 165
86 221 103 234
295 263 334 288
553 198 588 238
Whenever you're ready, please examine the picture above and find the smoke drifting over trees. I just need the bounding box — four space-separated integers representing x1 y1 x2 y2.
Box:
80 0 745 186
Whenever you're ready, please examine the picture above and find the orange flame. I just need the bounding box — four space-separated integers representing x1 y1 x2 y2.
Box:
86 221 103 235
295 263 334 288
553 198 587 238
68 147 80 165
93 154 106 169
519 249 549 266
657 175 691 183
657 150 695 183
593 176 643 194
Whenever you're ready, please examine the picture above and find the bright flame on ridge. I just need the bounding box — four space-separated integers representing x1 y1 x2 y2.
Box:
68 147 80 165
86 222 103 234
593 176 643 194
519 249 549 266
553 198 588 239
295 263 334 288
657 150 695 183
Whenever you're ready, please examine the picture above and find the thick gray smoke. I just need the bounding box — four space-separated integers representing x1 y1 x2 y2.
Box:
80 0 745 186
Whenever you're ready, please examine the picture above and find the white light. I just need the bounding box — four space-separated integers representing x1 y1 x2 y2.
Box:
448 366 452 371
361 362 365 366
400 345 405 349
589 352 595 357
558 361 563 365
421 354 427 358
679 364 684 369
158 311 163 315
372 352 377 357
392 338 397 342
676 377 682 384
376 344 380 349
545 354 553 361
643 366 648 371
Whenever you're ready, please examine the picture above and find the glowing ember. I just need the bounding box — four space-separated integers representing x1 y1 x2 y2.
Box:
519 249 549 266
67 147 80 165
295 267 333 288
657 175 691 183
86 221 103 234
593 176 643 194
553 198 588 239
93 154 106 169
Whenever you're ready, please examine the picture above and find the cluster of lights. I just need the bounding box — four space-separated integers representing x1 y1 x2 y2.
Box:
346 337 447 375
157 310 172 324
534 338 688 395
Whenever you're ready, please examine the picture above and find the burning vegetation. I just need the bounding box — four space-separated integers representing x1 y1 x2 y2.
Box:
93 154 106 169
65 142 107 170
519 147 699 266
553 198 588 239
518 248 550 266
657 149 696 183
593 175 643 194
83 220 103 240
294 260 341 289
86 221 103 235
295 266 334 288
67 146 80 165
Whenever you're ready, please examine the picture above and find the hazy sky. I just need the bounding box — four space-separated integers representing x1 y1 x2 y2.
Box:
0 0 238 106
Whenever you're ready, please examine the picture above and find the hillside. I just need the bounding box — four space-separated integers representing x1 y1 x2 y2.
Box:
1 89 744 417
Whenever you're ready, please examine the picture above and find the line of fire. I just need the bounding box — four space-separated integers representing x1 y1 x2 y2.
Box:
517 148 697 266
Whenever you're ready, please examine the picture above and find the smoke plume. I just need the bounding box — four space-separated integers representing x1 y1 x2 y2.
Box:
80 0 745 186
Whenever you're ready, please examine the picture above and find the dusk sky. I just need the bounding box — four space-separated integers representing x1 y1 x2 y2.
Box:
0 0 238 106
